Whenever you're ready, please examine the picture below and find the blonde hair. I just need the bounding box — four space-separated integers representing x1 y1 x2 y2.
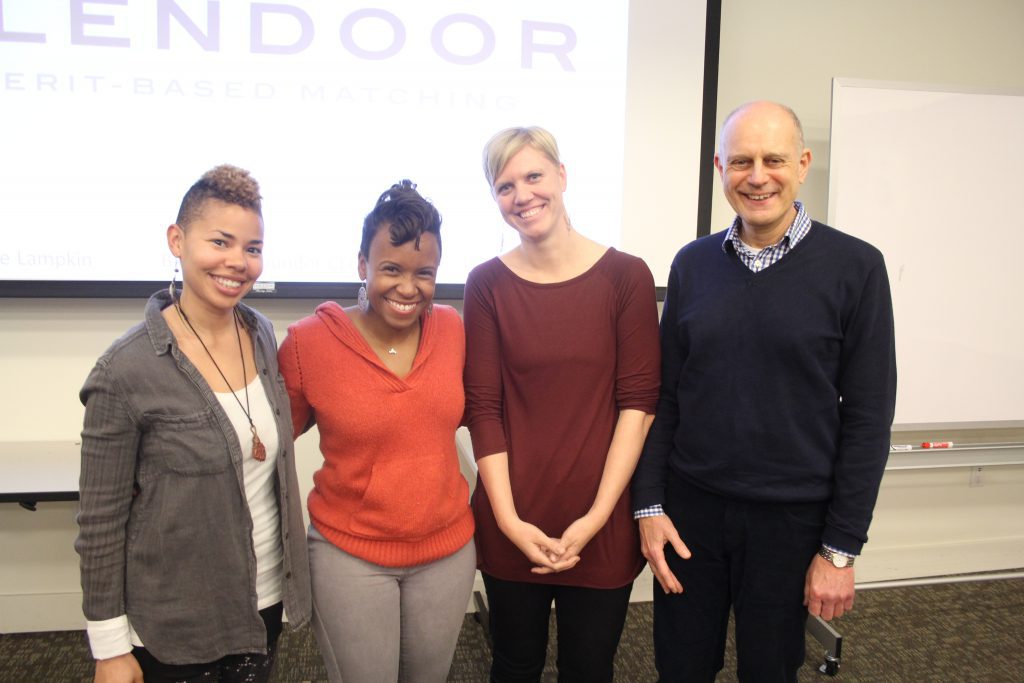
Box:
482 126 561 189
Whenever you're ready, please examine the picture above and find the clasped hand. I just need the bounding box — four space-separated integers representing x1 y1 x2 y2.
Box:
502 514 603 574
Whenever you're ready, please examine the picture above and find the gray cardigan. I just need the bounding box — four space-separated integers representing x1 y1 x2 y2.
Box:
75 290 311 664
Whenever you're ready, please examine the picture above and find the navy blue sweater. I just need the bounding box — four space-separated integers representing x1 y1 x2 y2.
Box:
632 222 896 553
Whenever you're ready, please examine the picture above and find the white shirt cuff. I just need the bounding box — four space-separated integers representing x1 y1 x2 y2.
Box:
86 615 133 660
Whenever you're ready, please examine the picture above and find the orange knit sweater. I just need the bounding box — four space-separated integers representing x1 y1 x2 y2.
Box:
278 303 474 567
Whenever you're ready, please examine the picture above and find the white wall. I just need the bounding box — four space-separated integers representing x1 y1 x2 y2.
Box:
708 0 1024 233
3 0 1024 633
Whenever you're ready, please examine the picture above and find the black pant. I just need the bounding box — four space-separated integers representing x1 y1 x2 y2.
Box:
482 573 633 683
132 602 284 683
653 478 826 683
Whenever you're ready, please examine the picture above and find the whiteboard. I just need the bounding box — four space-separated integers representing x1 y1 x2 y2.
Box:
828 79 1024 427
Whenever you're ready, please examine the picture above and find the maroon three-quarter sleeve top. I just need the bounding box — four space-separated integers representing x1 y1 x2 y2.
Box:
463 248 660 588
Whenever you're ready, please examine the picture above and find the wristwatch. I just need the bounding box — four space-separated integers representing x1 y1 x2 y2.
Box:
818 546 855 568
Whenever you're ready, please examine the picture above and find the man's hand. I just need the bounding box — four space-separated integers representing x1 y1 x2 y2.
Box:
804 553 855 620
638 514 691 594
95 653 143 683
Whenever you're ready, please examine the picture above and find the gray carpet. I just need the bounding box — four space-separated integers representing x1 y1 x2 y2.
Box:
1 577 1022 682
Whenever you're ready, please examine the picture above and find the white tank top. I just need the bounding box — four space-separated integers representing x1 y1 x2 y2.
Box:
214 375 284 610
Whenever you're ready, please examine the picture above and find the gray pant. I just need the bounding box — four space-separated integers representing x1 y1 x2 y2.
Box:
308 526 476 682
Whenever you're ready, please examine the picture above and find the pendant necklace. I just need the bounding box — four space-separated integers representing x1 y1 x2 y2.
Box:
175 302 267 461
366 328 400 357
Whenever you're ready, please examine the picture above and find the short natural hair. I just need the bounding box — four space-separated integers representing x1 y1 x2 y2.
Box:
718 101 806 154
360 180 442 258
482 126 561 189
176 164 262 228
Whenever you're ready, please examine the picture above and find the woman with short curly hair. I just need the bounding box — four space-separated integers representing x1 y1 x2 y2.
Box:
76 164 311 683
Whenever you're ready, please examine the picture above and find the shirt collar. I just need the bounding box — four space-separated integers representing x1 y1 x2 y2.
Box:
721 201 811 253
145 290 176 355
144 289 258 356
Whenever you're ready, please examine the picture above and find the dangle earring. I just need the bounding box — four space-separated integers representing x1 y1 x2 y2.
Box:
168 259 180 301
357 281 369 313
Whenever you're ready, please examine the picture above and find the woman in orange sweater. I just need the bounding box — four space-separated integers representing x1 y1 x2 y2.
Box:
278 180 475 682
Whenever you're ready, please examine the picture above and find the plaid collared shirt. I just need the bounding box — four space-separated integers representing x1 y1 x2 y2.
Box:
722 201 812 272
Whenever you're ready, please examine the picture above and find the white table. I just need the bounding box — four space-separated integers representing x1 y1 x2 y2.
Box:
0 440 80 509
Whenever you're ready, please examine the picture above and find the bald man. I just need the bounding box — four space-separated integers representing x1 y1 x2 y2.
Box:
631 101 896 681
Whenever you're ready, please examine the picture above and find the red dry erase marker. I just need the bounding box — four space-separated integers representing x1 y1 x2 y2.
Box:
921 441 954 448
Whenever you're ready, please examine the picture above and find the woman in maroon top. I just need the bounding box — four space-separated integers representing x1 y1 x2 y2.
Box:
463 126 661 682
